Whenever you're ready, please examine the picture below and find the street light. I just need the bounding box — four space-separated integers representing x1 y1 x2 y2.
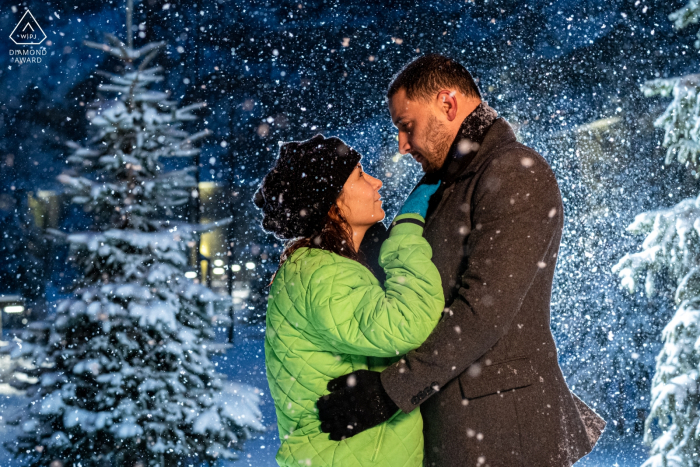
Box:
0 295 25 339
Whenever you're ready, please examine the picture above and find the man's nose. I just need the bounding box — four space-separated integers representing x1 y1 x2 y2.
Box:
398 132 411 155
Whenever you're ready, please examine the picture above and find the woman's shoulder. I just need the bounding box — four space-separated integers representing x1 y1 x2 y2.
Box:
275 247 373 289
287 247 364 267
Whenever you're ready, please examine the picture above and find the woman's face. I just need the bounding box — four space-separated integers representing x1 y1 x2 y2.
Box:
337 163 385 229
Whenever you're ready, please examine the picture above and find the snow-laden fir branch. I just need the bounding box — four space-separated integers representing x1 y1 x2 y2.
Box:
671 0 700 48
642 75 700 171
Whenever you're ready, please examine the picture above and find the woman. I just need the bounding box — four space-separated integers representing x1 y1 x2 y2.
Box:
254 134 443 467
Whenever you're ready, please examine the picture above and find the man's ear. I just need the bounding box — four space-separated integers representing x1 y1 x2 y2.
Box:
436 90 459 122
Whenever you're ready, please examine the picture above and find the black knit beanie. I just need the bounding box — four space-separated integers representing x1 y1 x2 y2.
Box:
253 134 362 240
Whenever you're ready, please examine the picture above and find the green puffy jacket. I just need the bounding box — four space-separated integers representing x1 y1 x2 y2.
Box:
265 213 445 467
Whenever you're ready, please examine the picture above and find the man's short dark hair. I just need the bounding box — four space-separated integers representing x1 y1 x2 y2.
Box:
387 54 482 101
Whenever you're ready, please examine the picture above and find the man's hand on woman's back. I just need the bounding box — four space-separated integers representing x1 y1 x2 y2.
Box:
317 370 399 441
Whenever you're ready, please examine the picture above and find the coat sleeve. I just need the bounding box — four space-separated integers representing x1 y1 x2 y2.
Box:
380 150 564 413
306 213 445 358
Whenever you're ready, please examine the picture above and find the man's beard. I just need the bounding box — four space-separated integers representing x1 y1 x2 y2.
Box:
420 115 453 173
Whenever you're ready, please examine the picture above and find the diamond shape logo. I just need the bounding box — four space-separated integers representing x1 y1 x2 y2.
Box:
9 10 46 45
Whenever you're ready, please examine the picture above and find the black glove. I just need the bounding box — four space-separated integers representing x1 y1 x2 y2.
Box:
317 370 399 441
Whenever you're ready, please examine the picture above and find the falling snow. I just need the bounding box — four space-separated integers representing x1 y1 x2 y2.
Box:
0 0 699 466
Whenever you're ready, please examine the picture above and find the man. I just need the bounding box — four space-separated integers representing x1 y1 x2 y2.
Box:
317 54 605 466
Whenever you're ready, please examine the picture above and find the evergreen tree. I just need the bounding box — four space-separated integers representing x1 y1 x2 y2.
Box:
3 11 261 467
614 1 700 464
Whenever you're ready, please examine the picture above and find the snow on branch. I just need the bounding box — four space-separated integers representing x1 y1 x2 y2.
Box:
83 35 166 62
670 0 700 48
641 300 700 467
641 74 700 172
176 103 208 122
613 195 700 297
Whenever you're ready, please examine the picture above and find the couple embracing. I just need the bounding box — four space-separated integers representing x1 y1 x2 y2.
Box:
254 54 605 467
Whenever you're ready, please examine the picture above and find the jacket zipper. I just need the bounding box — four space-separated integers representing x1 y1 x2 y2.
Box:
370 422 387 462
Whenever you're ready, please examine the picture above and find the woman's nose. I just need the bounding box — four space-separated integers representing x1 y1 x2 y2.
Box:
372 175 383 191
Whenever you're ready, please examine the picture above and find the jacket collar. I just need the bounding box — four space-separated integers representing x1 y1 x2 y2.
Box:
430 102 504 185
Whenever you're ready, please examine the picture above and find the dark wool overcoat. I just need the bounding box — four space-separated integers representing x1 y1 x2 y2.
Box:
362 105 605 467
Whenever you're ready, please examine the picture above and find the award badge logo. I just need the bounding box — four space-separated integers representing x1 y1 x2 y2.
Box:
10 10 46 45
8 10 47 65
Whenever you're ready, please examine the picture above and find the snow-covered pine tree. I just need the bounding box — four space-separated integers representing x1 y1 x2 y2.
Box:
3 13 261 467
613 1 700 465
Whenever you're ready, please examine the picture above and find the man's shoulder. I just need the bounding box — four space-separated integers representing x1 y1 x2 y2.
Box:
491 142 550 172
469 118 550 174
476 117 551 170
472 140 560 202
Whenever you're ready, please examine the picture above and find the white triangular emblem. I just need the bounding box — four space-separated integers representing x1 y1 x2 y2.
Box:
10 10 46 45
